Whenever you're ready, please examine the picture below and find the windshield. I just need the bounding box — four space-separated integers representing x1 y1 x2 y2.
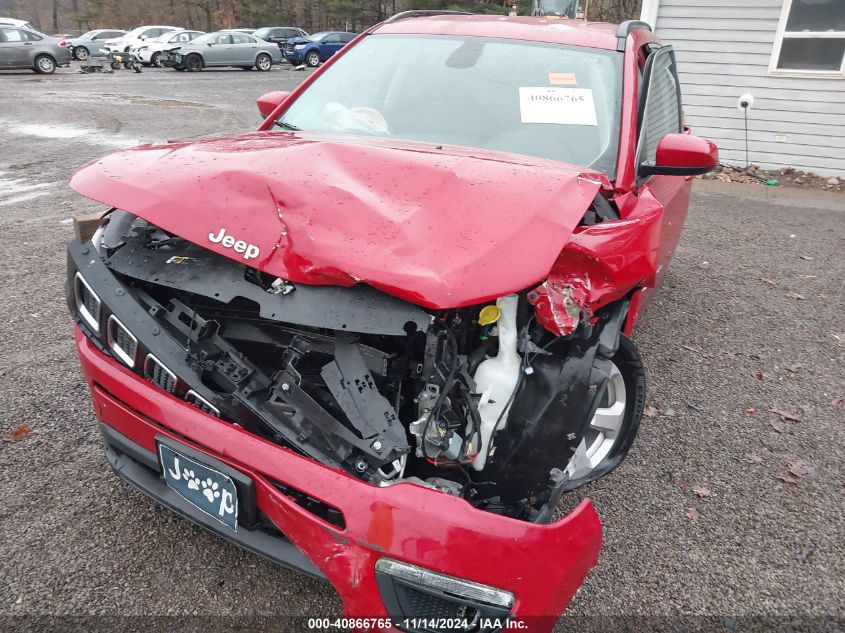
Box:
277 34 622 176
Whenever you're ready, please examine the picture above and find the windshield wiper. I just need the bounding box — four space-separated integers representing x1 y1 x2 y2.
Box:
274 121 300 131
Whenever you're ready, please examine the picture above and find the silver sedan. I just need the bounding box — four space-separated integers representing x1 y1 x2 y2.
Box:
163 31 282 72
0 26 71 73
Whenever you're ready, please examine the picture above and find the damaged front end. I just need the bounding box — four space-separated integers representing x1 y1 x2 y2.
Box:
70 209 638 521
66 131 656 628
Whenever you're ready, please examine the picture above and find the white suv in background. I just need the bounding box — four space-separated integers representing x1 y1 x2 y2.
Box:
102 25 179 54
131 29 204 66
0 17 35 30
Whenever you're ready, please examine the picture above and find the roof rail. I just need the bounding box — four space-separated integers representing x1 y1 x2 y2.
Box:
383 10 473 24
615 20 652 51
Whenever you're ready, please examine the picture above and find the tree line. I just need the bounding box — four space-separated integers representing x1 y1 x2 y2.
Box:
0 0 640 36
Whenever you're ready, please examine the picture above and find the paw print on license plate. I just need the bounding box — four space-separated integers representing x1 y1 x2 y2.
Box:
158 443 239 532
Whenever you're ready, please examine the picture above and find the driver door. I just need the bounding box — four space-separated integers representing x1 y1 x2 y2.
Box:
205 33 232 64
635 45 691 273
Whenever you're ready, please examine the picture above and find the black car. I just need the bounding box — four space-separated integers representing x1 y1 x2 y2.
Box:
253 26 308 49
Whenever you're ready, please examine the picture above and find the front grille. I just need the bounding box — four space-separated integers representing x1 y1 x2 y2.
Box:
284 44 294 54
107 315 137 368
144 354 178 393
185 390 220 417
74 272 101 333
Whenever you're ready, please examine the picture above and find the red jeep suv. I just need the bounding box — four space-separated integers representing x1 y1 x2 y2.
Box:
67 12 716 632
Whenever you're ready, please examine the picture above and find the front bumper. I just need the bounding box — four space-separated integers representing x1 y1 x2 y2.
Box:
69 242 602 632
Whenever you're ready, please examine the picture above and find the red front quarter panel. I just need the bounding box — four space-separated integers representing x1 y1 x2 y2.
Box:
77 330 602 631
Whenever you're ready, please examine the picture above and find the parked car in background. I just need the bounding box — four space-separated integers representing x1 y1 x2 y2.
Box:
253 26 308 49
161 30 281 71
283 31 355 66
0 25 70 73
102 25 179 54
0 17 34 30
66 29 126 60
131 29 203 66
225 28 257 35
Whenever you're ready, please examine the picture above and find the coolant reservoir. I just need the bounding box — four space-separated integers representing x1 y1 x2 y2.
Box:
472 294 521 471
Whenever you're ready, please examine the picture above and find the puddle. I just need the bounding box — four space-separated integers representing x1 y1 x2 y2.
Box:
0 171 59 207
0 119 146 149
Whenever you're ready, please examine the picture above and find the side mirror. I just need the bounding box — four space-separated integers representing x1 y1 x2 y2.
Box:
138 35 147 40
257 91 291 118
640 133 718 177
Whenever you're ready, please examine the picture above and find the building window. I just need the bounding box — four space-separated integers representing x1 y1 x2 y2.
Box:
770 0 845 75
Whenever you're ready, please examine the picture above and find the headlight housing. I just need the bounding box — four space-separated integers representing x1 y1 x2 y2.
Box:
294 44 307 49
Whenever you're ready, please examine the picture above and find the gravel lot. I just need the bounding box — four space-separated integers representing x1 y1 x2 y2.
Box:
0 63 843 630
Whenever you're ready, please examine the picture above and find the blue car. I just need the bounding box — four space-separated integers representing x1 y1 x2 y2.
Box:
283 31 355 66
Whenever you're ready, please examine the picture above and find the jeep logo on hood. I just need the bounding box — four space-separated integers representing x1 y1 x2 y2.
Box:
208 227 260 260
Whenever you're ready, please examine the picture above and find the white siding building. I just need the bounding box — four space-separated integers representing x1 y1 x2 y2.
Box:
640 0 845 177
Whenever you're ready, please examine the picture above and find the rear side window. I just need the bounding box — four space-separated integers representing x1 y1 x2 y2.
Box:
340 33 355 43
231 34 253 44
638 49 682 165
322 34 341 44
102 31 124 38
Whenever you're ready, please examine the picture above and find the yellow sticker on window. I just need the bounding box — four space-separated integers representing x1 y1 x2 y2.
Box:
548 72 577 86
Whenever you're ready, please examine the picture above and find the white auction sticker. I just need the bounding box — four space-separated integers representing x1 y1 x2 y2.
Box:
518 87 598 126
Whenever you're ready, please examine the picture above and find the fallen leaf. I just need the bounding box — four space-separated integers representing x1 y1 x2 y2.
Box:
685 507 699 522
661 408 676 417
760 277 778 286
832 397 844 407
692 485 711 498
769 421 786 433
795 549 814 564
785 292 805 300
746 453 763 464
799 255 814 261
679 482 689 490
798 274 818 279
785 363 803 373
788 459 815 478
769 407 801 422
777 472 801 484
643 404 658 418
756 372 766 380
744 407 758 414
7 424 32 441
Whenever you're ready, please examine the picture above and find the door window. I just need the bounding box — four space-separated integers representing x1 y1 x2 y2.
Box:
213 34 232 45
636 47 682 171
231 34 253 44
1 28 25 42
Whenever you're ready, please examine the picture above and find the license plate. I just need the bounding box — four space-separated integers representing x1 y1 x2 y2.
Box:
158 443 239 532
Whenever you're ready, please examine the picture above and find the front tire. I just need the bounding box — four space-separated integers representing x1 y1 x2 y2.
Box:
305 50 320 67
73 46 89 61
150 52 161 67
255 52 272 71
185 54 203 72
563 335 645 490
34 54 56 74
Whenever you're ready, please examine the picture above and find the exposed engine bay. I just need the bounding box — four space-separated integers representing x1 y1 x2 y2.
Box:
80 209 638 522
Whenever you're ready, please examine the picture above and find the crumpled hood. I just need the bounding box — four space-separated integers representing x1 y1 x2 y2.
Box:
70 131 603 308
